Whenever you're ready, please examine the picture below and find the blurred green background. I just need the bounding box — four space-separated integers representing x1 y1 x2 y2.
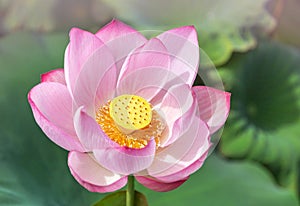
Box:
0 0 299 205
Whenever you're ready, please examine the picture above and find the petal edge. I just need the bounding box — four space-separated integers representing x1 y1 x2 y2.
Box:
68 151 127 193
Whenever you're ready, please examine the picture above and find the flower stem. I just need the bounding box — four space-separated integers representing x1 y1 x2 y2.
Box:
126 175 135 206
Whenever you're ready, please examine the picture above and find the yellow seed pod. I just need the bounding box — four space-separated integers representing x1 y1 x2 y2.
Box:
109 95 152 130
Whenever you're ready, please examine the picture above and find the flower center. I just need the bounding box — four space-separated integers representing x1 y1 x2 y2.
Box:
96 95 165 149
109 95 152 131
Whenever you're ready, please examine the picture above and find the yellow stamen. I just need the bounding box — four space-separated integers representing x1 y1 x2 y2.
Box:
95 95 165 149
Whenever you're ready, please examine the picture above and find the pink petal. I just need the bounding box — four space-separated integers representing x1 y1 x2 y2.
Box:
64 28 104 95
73 106 109 151
157 84 196 147
192 86 231 134
157 26 199 86
28 82 84 152
68 151 127 193
118 38 170 82
116 67 184 102
74 107 156 175
72 42 117 115
135 175 188 192
93 139 156 176
94 64 117 111
152 150 209 183
96 19 147 74
41 69 66 85
145 117 210 178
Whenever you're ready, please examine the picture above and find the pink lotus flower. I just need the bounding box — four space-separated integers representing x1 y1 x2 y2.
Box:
28 19 230 193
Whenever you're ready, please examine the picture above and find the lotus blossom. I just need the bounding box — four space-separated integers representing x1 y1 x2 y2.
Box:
28 19 230 193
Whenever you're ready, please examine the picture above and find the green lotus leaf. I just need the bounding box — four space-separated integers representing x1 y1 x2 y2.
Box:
220 41 300 191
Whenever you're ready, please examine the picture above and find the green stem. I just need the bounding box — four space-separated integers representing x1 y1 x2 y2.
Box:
126 175 135 206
